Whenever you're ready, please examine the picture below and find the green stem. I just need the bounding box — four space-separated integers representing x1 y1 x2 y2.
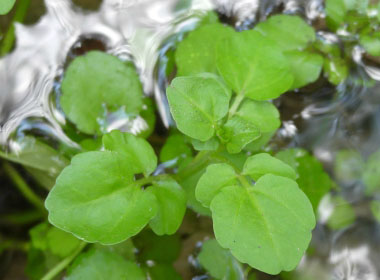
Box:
174 151 211 181
3 162 46 215
0 210 44 225
0 0 31 56
237 175 252 189
228 91 245 118
41 242 87 280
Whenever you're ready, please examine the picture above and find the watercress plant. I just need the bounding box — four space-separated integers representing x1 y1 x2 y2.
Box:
1 11 338 280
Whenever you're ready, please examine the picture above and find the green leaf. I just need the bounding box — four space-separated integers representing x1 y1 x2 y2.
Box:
196 163 238 207
134 230 181 263
326 195 355 230
334 149 364 183
360 33 380 57
147 179 187 235
45 151 158 244
235 99 281 133
325 0 346 30
25 167 57 190
47 227 81 258
211 175 315 274
323 57 348 85
326 0 369 30
180 168 211 216
167 73 231 141
220 116 261 154
160 133 192 163
363 149 380 194
285 50 323 89
147 264 182 280
94 239 136 261
61 51 143 134
0 136 69 177
198 239 243 280
175 23 235 76
67 249 145 280
103 130 157 176
276 149 332 212
0 0 16 15
370 200 380 222
25 248 50 280
242 153 297 181
29 223 50 251
255 15 315 51
216 30 293 100
244 131 276 152
192 137 220 151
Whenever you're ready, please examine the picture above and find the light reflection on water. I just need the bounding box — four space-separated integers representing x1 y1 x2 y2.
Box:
1 0 380 279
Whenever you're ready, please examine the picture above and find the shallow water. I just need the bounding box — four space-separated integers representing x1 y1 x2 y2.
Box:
1 0 380 279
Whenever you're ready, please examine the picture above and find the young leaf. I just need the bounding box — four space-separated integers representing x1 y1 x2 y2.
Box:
235 99 281 134
147 179 187 235
216 30 293 100
285 51 323 89
103 130 157 176
175 23 235 76
242 153 297 181
66 249 145 280
196 163 238 207
255 15 316 51
45 151 158 244
0 0 16 15
192 137 220 151
198 239 244 280
276 149 332 211
211 175 315 274
220 116 261 154
167 73 231 141
61 51 143 134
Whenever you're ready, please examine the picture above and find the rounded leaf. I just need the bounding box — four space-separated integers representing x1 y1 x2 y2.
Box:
211 175 315 274
45 151 158 244
147 179 187 235
103 130 157 176
216 30 293 101
167 74 231 141
61 51 143 134
243 153 297 181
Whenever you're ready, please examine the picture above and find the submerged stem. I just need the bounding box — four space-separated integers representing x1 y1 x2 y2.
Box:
3 162 46 215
